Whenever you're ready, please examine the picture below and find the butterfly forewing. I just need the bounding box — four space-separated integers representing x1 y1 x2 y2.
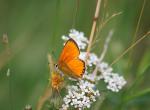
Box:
58 39 85 78
58 39 79 64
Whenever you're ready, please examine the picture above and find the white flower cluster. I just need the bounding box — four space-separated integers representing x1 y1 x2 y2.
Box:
79 52 99 66
97 62 126 92
60 29 127 110
62 29 88 50
61 80 100 110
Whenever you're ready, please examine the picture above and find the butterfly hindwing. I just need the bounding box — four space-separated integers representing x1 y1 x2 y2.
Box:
67 59 85 78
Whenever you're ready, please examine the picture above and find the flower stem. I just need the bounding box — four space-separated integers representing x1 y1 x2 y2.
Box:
86 0 102 61
36 54 54 110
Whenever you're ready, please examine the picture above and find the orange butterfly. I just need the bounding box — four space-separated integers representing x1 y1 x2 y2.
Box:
55 39 85 79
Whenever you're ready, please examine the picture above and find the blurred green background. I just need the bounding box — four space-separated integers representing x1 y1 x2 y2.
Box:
0 0 149 110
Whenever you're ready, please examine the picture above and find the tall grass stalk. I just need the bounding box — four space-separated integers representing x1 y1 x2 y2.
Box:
110 31 150 66
128 0 147 68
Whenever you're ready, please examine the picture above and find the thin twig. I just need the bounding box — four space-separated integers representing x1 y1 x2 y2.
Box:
99 30 114 61
100 12 122 30
110 31 150 66
92 12 122 47
86 0 102 61
36 87 52 110
93 30 114 75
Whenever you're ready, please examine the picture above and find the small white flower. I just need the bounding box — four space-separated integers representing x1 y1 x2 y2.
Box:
60 80 100 110
97 62 126 92
106 73 126 92
62 29 89 50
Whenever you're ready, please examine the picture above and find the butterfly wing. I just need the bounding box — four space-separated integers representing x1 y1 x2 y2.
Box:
58 39 80 64
66 59 85 78
58 39 85 78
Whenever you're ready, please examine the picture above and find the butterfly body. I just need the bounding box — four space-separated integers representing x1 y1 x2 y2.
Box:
56 39 85 79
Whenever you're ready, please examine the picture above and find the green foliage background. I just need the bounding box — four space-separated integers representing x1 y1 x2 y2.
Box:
0 0 149 110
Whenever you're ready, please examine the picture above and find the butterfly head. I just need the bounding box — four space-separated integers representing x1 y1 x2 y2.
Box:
54 64 64 76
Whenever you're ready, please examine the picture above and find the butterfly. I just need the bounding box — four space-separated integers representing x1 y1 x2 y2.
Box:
55 39 85 79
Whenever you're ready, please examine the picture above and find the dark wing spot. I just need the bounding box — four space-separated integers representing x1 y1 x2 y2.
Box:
68 38 80 53
80 59 85 74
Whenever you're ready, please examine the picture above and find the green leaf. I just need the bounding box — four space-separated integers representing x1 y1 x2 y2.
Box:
127 65 150 92
125 88 150 102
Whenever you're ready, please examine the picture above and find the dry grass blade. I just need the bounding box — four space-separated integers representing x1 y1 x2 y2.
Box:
36 54 54 110
132 0 146 42
110 31 150 66
128 0 146 65
100 12 122 30
36 87 52 110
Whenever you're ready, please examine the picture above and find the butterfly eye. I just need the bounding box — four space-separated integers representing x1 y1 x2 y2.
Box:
55 64 58 69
